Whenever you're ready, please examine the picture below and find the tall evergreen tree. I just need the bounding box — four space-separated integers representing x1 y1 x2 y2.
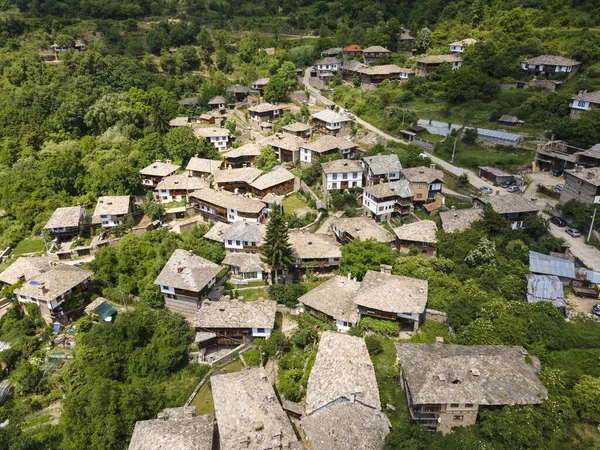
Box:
262 207 294 283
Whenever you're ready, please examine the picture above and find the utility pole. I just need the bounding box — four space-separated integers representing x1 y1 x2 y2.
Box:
451 137 457 163
588 207 597 242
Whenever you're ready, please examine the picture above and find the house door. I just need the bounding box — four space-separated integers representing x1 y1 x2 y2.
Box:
341 181 349 190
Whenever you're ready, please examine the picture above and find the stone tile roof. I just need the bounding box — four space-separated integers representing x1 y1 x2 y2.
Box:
316 57 341 65
190 188 267 214
186 157 222 174
416 54 463 64
221 253 264 273
169 117 190 127
302 135 357 154
211 368 299 450
363 154 402 175
222 222 266 244
93 196 131 217
393 220 438 244
450 38 477 46
321 159 363 174
260 133 306 152
401 166 444 184
361 64 414 75
321 47 342 56
299 276 361 323
362 46 391 53
14 264 92 301
193 299 276 330
523 55 580 66
311 109 351 124
128 407 214 450
0 256 55 285
565 167 600 187
395 343 548 405
44 206 85 229
202 222 231 242
193 127 231 139
248 102 282 113
288 231 342 260
439 208 484 233
156 173 210 191
227 84 250 94
331 216 394 243
364 180 413 199
301 402 390 450
208 95 225 105
354 270 428 314
478 166 512 177
340 60 369 72
154 249 221 292
571 90 600 104
282 122 312 133
478 195 539 215
305 331 381 414
213 167 263 185
140 160 179 177
250 168 295 191
499 115 520 124
224 143 263 159
251 77 270 86
262 193 284 205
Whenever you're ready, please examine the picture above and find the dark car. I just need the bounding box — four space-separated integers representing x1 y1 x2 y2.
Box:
501 178 515 188
593 302 600 317
550 216 567 227
553 169 563 177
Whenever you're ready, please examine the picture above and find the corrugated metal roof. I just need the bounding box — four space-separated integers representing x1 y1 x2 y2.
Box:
529 251 576 279
581 269 600 284
526 275 565 305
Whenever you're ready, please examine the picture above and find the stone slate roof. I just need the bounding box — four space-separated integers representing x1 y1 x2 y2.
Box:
224 143 263 159
261 133 307 152
248 102 282 113
321 159 363 174
360 64 414 75
211 368 300 450
299 275 361 323
0 256 55 285
301 402 390 450
193 127 231 139
227 84 250 94
262 192 284 205
523 55 580 66
251 77 270 86
362 46 391 53
478 166 512 177
565 167 600 187
499 115 521 124
450 38 477 46
208 95 225 105
169 117 190 127
190 188 267 214
156 173 209 191
305 331 381 415
311 109 351 124
364 180 413 199
222 222 266 244
302 135 357 154
363 154 402 175
93 196 131 217
571 90 600 104
395 344 548 405
193 299 276 330
14 264 92 301
331 216 394 243
186 157 222 174
478 195 539 215
288 231 342 260
44 206 85 229
128 407 214 450
202 222 231 242
416 54 463 64
282 122 312 133
222 253 264 273
439 208 484 233
250 168 295 191
140 160 179 177
401 166 444 184
316 57 341 65
354 270 428 314
213 167 263 185
340 60 369 72
154 249 221 293
393 220 438 244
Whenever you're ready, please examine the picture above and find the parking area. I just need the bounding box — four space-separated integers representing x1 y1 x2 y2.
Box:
568 294 599 316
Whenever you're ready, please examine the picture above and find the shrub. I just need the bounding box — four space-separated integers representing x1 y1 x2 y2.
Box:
291 326 318 348
243 349 261 367
365 335 383 355
359 317 400 336
269 283 307 307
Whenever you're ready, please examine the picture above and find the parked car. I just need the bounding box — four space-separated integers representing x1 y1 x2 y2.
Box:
507 185 521 193
553 169 563 177
480 186 493 194
566 228 581 238
550 216 567 227
593 302 600 317
327 88 335 93
555 184 563 191
501 178 515 188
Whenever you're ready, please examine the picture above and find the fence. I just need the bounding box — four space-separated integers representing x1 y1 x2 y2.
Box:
412 139 435 151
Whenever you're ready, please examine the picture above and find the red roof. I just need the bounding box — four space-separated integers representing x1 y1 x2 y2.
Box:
344 44 362 52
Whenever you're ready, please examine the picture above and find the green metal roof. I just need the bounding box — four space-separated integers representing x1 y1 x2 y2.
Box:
94 302 117 322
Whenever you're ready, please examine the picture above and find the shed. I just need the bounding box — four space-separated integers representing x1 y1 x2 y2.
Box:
478 166 514 185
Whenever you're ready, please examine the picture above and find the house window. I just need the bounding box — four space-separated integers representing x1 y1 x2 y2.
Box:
343 173 348 179
453 415 464 422
578 100 586 107
416 194 423 199
245 272 258 280
331 182 337 189
236 240 241 246
450 403 459 408
332 173 338 180
417 183 424 189
227 240 233 245
352 182 357 187
256 327 265 333
465 403 474 408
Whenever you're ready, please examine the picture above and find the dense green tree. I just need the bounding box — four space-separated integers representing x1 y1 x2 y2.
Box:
340 238 397 280
255 145 278 171
262 208 294 282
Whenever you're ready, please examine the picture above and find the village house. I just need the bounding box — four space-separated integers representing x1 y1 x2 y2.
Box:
302 332 390 450
449 38 477 53
0 256 54 287
261 133 306 163
401 166 444 205
154 249 222 317
128 407 214 450
521 55 581 79
14 263 93 324
210 368 299 450
221 252 265 282
415 55 463 76
474 195 539 229
394 220 438 257
189 188 268 224
193 127 232 151
92 196 133 228
288 231 342 270
311 109 352 137
178 97 199 107
362 45 392 64
248 102 284 127
397 28 415 51
193 299 276 347
478 166 513 186
223 142 263 168
576 144 600 168
363 154 402 184
226 83 250 103
569 90 600 118
299 276 361 331
499 115 524 127
199 112 219 126
526 274 567 314
358 64 416 85
330 216 395 247
44 205 89 241
155 173 209 204
342 44 362 63
249 167 296 197
282 122 313 139
213 167 263 193
354 269 428 331
439 208 484 233
250 77 270 94
221 221 266 253
207 95 226 112
300 135 358 164
320 47 342 58
395 343 547 434
321 159 364 196
168 116 200 127
140 160 179 188
534 142 600 174
529 251 576 283
340 60 369 82
560 167 600 204
186 156 222 177
363 180 414 222
315 56 341 78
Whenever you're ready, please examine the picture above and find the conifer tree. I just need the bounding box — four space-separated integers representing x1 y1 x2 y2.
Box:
262 207 294 283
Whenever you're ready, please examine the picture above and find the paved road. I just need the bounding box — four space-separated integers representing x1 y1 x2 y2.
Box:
548 221 600 271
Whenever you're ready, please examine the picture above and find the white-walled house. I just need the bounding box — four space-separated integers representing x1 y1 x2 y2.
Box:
569 90 600 118
363 180 414 221
189 188 268 224
43 205 89 241
221 253 265 282
311 109 352 136
221 221 266 253
521 55 581 79
315 57 341 77
140 160 179 188
155 173 209 204
449 38 477 53
193 127 232 151
321 159 363 195
93 196 133 228
363 154 402 184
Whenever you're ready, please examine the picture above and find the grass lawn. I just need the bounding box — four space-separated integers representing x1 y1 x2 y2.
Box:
436 141 536 173
445 196 474 210
12 237 45 256
283 194 309 215
237 287 270 301
220 359 244 373
189 381 214 414
290 168 302 178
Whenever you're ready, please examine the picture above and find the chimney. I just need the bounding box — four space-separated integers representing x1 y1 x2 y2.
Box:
347 272 351 280
166 159 172 164
380 264 392 274
177 267 184 274
234 188 239 195
451 206 455 210
430 164 436 170
194 153 198 158
435 336 444 344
